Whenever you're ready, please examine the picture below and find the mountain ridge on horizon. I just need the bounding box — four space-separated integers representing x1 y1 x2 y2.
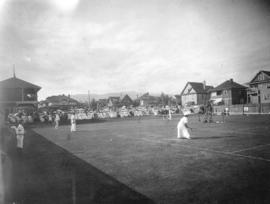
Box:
71 91 173 102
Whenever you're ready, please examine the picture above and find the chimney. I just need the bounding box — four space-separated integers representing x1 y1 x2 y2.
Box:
203 80 206 90
230 78 233 83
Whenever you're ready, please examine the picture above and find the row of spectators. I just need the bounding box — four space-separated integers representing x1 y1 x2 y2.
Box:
7 105 181 124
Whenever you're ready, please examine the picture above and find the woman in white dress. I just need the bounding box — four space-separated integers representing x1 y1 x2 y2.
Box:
177 112 192 139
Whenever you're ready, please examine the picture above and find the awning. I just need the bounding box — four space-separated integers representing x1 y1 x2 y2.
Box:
211 98 223 105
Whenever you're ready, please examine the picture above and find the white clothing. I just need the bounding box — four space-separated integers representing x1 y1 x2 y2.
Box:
71 123 76 132
17 135 24 148
168 110 172 120
55 114 60 121
28 115 33 123
16 124 25 148
177 116 190 139
55 114 60 129
70 115 76 132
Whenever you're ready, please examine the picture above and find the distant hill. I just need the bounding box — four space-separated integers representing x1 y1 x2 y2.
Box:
72 91 162 103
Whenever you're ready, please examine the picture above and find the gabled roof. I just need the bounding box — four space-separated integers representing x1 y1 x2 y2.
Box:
121 94 133 103
97 99 107 107
98 99 107 103
139 93 160 104
209 79 246 92
0 77 41 90
180 82 213 95
46 95 79 104
249 70 270 84
139 93 159 100
108 96 120 102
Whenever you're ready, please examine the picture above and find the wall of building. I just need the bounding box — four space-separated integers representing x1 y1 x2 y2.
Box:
259 83 270 103
1 88 23 101
249 94 259 104
213 103 270 114
0 88 38 102
231 88 246 105
211 89 246 105
211 90 232 105
248 82 270 104
0 88 39 117
181 94 197 106
197 93 210 105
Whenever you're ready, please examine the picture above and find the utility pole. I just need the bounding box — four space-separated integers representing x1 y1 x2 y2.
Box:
258 89 261 113
88 90 90 110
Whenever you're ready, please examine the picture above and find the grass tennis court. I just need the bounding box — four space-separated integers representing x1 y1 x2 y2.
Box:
33 114 270 204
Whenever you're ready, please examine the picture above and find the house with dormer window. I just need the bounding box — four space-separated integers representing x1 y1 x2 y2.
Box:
247 70 270 104
180 82 213 106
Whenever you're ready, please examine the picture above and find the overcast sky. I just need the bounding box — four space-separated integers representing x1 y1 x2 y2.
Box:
1 0 270 100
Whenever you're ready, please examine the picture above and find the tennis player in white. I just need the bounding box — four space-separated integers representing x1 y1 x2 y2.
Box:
177 111 192 139
70 112 76 132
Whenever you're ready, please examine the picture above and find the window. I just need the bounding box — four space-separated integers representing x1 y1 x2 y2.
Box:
217 91 222 96
265 94 270 100
258 74 264 81
211 92 217 97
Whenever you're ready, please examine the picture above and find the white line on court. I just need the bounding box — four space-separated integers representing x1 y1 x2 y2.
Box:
230 143 270 153
229 153 270 163
139 137 270 163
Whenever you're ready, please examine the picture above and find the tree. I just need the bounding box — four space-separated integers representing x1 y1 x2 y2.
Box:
90 99 97 110
133 99 140 107
160 92 170 106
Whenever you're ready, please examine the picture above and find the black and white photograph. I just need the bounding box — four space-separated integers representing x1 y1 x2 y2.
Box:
1 0 270 203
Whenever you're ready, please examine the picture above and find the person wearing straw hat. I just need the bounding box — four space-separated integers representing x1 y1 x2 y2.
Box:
177 110 192 139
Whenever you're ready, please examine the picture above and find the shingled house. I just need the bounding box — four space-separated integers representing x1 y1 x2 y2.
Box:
139 93 160 107
209 79 247 105
108 96 121 111
120 94 133 107
44 94 80 109
247 70 270 104
180 82 213 106
0 75 41 117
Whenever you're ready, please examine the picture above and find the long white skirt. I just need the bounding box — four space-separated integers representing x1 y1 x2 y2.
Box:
177 127 190 139
16 134 24 148
71 123 76 132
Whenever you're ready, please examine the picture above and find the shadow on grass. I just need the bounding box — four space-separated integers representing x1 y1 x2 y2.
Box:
191 135 237 140
3 128 154 204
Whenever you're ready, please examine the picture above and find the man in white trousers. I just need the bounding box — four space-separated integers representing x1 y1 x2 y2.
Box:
54 112 60 129
12 122 25 155
168 109 172 120
177 112 192 139
70 112 76 132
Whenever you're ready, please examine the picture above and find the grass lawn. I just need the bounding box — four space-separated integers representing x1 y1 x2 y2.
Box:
30 114 270 204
